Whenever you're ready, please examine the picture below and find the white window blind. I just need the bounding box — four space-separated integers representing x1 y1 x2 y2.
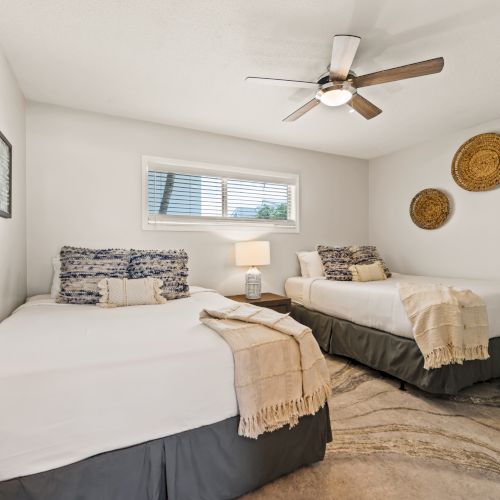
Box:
143 157 299 232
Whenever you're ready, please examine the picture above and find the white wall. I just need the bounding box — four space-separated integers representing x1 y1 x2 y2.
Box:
27 103 368 295
369 117 500 280
0 51 26 320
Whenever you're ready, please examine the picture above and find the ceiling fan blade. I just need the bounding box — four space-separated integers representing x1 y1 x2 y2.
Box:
329 35 361 81
352 57 444 88
245 77 319 89
349 93 382 120
283 99 320 122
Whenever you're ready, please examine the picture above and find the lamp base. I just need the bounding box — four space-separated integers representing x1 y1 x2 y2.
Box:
245 266 262 300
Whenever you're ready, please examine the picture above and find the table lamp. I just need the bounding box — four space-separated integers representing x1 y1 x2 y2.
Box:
234 241 270 300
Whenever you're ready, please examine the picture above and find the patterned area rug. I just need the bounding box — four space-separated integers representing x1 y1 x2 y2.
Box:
243 354 500 500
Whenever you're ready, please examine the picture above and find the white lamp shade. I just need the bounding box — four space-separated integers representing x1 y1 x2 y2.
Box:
235 241 270 267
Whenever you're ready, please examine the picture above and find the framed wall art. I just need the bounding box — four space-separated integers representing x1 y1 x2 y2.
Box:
0 129 12 218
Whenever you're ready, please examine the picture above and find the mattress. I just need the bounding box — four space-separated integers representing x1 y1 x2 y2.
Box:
285 273 500 340
0 288 238 482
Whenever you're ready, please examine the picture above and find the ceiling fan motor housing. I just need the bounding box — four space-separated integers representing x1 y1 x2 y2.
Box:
317 69 357 86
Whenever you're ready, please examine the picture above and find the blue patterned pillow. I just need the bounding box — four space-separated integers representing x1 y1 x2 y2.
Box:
58 246 130 304
317 245 354 281
128 249 190 300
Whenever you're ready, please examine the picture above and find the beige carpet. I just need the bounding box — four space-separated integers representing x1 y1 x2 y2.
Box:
243 355 500 500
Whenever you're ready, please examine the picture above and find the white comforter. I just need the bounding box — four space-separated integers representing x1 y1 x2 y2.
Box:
0 288 238 482
285 273 500 340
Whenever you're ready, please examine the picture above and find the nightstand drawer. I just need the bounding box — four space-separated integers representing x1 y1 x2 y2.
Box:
270 304 291 314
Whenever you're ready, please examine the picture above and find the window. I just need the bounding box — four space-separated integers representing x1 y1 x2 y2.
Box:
143 157 299 232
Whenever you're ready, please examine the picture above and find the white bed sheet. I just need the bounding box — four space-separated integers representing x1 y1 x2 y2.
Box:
0 288 238 481
285 273 500 340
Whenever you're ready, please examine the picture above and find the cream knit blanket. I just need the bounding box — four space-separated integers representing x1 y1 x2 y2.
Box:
200 303 332 439
398 283 489 370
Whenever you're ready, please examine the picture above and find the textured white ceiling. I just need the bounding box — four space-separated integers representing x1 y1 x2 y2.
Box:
1 0 499 159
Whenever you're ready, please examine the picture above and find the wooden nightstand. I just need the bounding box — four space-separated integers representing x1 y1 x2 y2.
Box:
225 293 292 314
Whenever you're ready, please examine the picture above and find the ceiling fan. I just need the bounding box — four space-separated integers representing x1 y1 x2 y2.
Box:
246 35 444 122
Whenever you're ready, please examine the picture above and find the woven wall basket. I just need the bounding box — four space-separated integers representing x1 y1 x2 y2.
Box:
451 132 500 191
410 188 450 230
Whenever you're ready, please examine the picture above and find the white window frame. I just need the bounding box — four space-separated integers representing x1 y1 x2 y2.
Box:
142 156 300 233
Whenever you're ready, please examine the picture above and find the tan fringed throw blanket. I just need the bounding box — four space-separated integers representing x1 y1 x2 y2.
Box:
398 283 489 370
200 303 332 439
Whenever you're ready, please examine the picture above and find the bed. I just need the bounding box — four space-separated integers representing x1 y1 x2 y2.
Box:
286 273 500 394
0 288 331 500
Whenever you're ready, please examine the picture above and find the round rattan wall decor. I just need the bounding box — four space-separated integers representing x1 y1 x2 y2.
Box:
451 132 500 191
410 188 450 230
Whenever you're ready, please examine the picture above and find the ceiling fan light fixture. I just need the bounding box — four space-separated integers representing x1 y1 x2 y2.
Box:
316 83 354 107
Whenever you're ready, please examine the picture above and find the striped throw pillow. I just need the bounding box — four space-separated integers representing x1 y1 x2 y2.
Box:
317 245 354 281
57 246 130 304
350 245 391 278
128 249 190 300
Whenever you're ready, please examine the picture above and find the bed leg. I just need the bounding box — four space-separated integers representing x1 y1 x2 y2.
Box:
399 381 407 391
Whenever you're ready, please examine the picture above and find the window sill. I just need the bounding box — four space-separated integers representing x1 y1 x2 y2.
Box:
142 220 299 233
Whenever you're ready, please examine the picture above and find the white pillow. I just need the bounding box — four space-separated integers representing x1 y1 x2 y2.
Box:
296 251 324 278
50 256 61 298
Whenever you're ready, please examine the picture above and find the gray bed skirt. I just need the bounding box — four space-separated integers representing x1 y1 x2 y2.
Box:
291 304 500 394
0 405 331 500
